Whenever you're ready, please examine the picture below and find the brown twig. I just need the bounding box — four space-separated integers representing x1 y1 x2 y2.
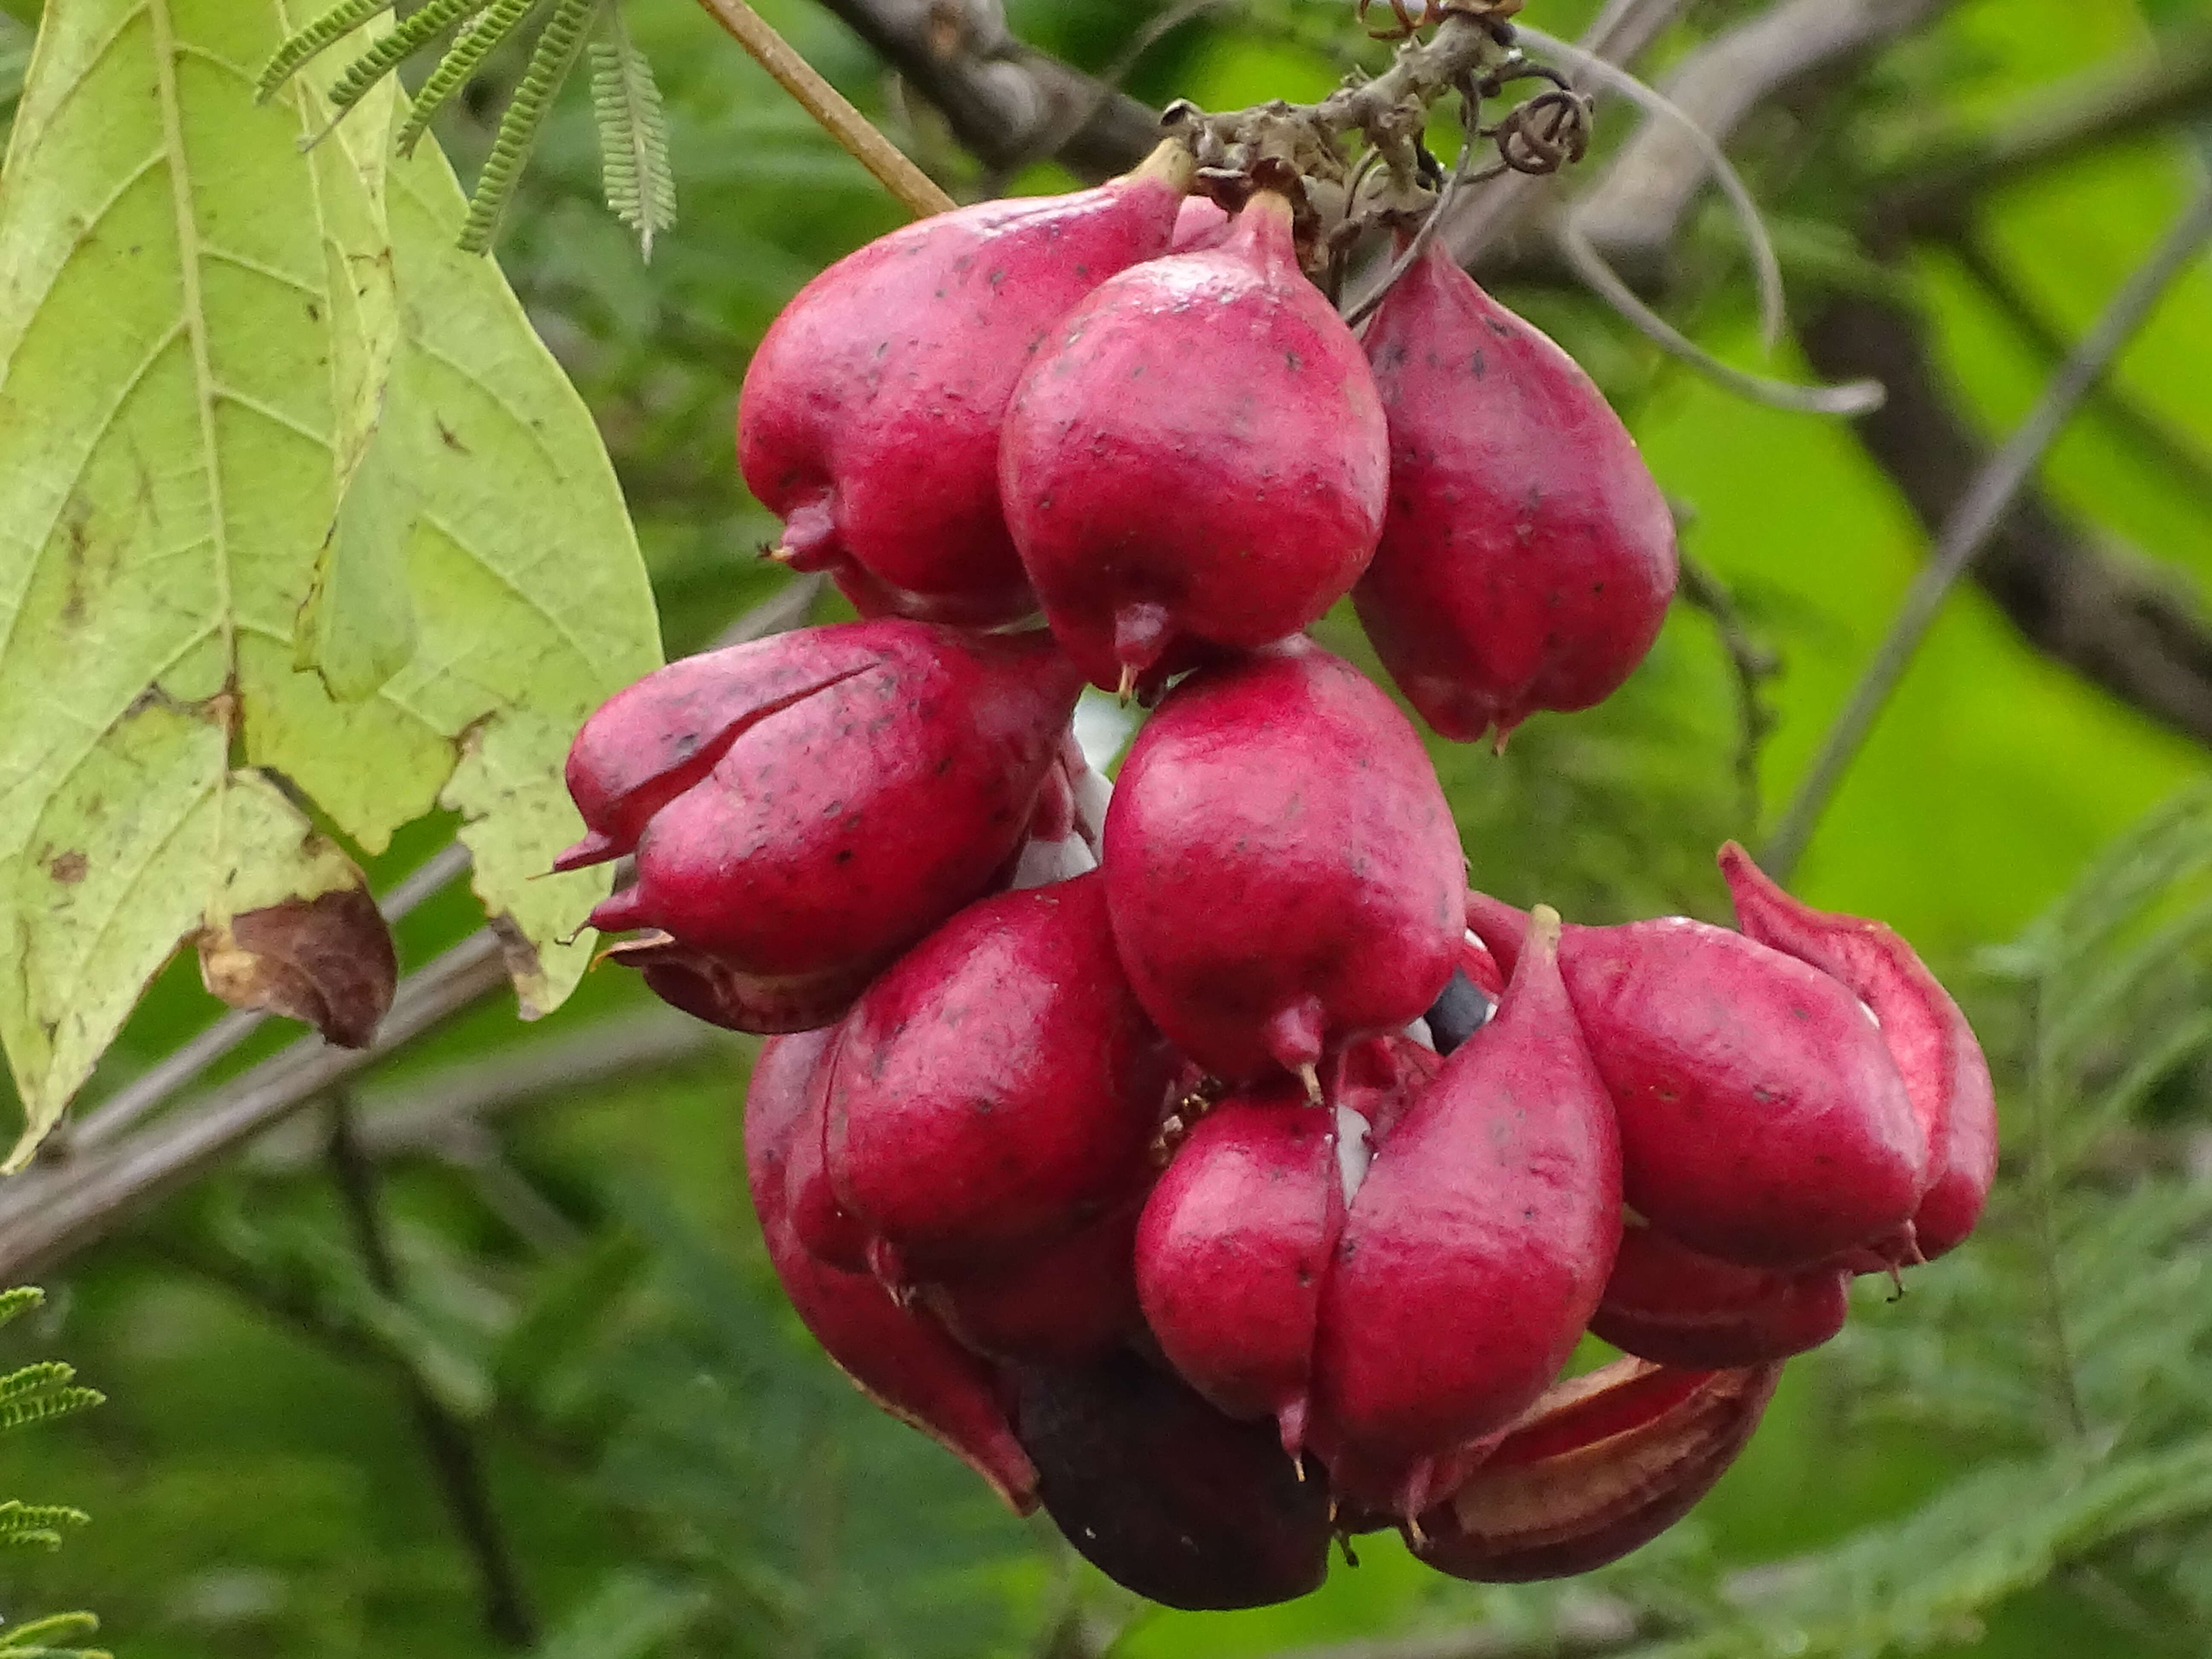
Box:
247 1008 722 1175
810 0 1161 181
692 0 956 216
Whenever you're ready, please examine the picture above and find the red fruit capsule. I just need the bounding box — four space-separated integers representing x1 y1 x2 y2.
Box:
738 144 1195 624
564 622 1082 1032
1001 190 1390 695
1311 908 1624 1519
1135 1083 1345 1456
1719 843 1997 1262
1591 1224 1849 1369
743 1032 1038 1514
1409 1359 1781 1582
1469 894 1926 1271
1103 639 1465 1086
825 874 1170 1277
1355 240 1678 747
922 1200 1147 1365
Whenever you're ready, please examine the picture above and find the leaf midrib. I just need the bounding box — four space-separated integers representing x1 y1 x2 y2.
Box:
147 0 231 690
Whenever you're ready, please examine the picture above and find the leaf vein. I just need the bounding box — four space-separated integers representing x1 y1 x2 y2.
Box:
213 382 329 450
200 243 321 300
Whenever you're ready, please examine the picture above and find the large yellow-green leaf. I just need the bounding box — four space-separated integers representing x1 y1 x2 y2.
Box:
0 0 661 1165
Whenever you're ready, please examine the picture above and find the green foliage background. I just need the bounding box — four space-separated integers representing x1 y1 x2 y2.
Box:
0 0 2209 1655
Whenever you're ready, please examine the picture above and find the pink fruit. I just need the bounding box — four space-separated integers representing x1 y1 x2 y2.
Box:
1103 639 1464 1086
1590 1224 1849 1369
1719 843 1997 1262
1135 1083 1345 1455
922 1201 1146 1364
563 621 1082 1032
1354 239 1677 746
825 874 1170 1277
1408 1359 1779 1582
742 1031 1039 1513
737 144 1195 624
1468 894 1927 1270
1012 1349 1333 1610
1311 907 1622 1519
1000 190 1390 695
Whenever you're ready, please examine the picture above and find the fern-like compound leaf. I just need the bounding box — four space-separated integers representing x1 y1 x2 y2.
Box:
460 0 606 254
256 0 394 101
0 1501 90 1550
0 1362 74 1406
0 1610 105 1656
328 0 492 111
396 0 543 157
0 1287 43 1332
589 7 677 260
0 1386 104 1435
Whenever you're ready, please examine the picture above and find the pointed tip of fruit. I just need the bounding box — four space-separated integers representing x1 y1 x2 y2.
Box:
776 499 839 573
1716 841 1781 913
552 830 621 872
1266 997 1329 1086
1113 602 1171 671
1278 1396 1311 1463
1526 904 1564 956
587 885 650 934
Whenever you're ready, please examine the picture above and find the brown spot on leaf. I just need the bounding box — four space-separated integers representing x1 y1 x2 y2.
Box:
198 884 397 1048
46 851 87 885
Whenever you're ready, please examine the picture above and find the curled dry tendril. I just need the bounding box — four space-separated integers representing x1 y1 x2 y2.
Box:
1356 0 1428 42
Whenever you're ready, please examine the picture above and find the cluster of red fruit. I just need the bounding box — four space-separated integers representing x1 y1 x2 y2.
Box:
556 141 1997 1611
